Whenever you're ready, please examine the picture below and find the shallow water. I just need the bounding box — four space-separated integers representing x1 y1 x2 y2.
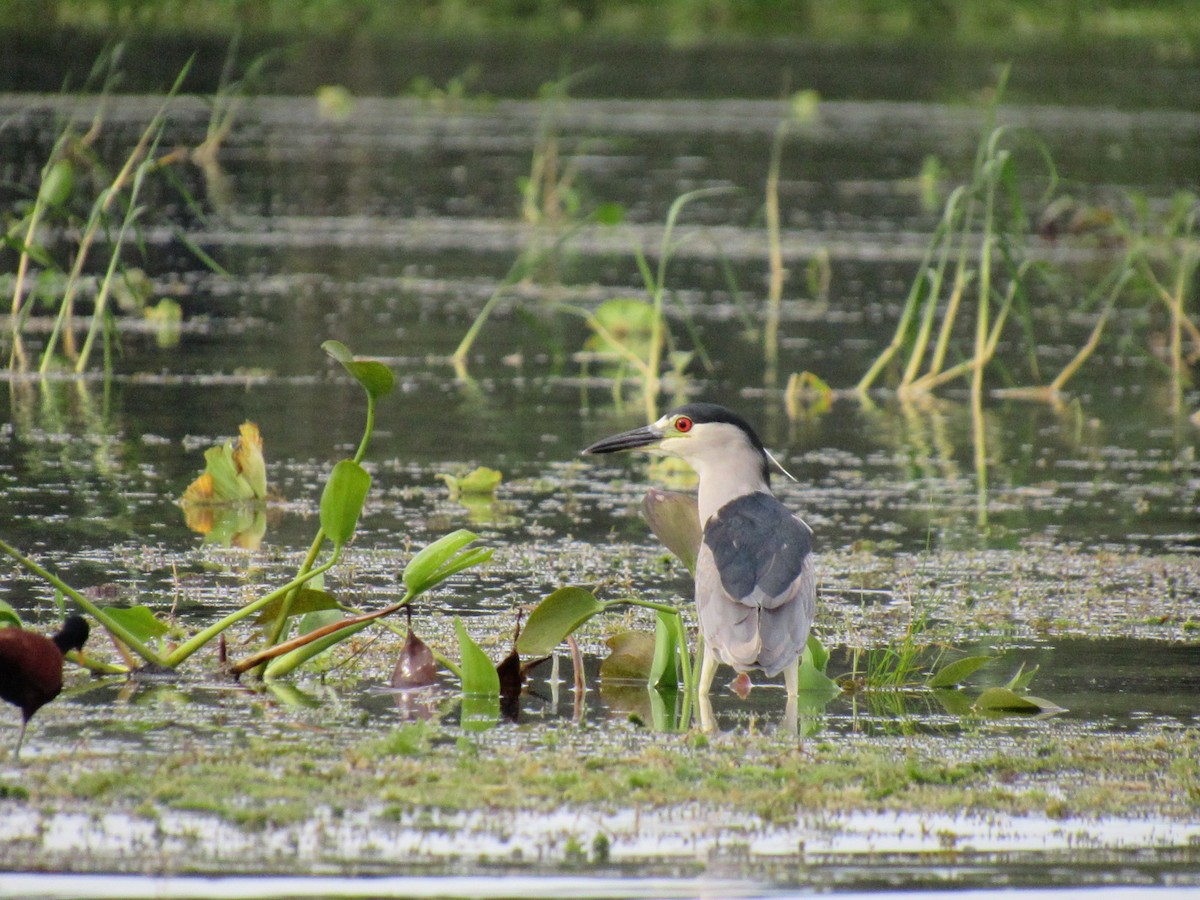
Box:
1 49 1199 892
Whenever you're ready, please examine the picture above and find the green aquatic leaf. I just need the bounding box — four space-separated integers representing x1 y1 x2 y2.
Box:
455 617 500 698
320 459 371 547
437 466 503 499
1006 662 1040 692
648 609 680 690
598 630 656 682
460 695 500 732
927 654 995 689
203 442 256 501
402 530 492 596
640 488 702 575
804 633 830 674
254 588 341 624
0 599 22 628
974 687 1063 715
102 605 170 643
323 340 395 401
516 586 606 657
38 159 73 207
795 655 842 701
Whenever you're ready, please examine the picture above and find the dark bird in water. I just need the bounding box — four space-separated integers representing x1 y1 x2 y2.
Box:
0 615 89 758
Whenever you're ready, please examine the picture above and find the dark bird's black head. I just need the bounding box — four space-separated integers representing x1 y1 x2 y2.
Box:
53 615 89 655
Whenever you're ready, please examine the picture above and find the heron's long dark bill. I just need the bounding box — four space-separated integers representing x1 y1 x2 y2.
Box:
582 424 664 455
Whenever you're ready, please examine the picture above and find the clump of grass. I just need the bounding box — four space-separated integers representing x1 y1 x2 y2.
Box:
856 68 1041 402
4 44 266 375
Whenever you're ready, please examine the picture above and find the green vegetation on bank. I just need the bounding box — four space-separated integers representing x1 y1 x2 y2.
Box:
3 0 1199 47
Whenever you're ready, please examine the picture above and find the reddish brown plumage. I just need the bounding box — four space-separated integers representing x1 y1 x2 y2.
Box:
0 616 89 757
0 629 66 720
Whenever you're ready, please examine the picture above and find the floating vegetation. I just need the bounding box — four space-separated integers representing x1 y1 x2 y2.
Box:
0 342 494 682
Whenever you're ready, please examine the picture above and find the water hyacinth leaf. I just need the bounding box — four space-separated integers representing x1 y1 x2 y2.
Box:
391 629 438 689
640 488 702 575
598 630 656 682
254 588 340 624
320 459 371 547
102 605 171 643
975 687 1063 715
454 617 500 698
323 339 395 401
926 654 995 689
648 610 680 690
515 586 606 657
402 530 491 596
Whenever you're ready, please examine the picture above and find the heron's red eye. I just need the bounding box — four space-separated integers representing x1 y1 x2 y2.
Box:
674 415 693 433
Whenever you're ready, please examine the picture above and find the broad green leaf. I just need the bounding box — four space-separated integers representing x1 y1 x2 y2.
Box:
640 488 702 575
927 654 995 689
102 605 170 643
0 599 22 628
402 530 480 594
323 339 396 401
974 687 1063 714
254 588 341 624
320 459 371 547
516 586 606 657
455 617 500 698
598 630 656 682
648 610 680 690
804 633 830 674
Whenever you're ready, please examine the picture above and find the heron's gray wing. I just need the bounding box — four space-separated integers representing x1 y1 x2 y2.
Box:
696 492 816 676
756 554 816 675
702 492 813 609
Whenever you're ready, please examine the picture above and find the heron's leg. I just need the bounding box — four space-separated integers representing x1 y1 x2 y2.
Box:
784 660 798 698
698 693 715 733
699 646 719 695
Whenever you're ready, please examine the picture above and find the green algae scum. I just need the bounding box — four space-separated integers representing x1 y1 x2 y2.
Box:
1 26 1199 897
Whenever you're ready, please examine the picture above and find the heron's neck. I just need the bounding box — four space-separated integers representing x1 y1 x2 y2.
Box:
694 458 771 525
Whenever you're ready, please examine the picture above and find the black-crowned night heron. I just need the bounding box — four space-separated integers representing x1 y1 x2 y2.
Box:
583 403 815 699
